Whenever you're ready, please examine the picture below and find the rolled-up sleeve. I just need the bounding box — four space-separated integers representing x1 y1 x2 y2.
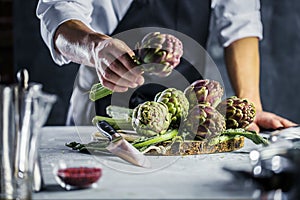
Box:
212 0 263 47
36 0 93 65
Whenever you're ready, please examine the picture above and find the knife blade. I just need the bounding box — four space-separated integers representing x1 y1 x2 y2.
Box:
95 120 151 168
269 125 300 142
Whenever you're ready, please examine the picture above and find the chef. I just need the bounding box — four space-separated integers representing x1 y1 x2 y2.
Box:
36 0 296 131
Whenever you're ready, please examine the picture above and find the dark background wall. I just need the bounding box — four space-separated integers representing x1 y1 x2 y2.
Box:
260 1 300 122
0 0 14 84
12 0 79 125
209 0 300 124
7 0 300 125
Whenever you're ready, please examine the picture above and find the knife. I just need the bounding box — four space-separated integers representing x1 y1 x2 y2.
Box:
268 125 300 142
95 120 151 168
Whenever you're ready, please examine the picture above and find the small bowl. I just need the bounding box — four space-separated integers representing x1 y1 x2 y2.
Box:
52 160 102 190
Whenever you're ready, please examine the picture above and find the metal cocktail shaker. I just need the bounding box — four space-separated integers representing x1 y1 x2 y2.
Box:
0 69 56 199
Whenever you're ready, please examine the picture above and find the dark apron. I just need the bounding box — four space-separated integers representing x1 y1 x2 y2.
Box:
96 0 211 115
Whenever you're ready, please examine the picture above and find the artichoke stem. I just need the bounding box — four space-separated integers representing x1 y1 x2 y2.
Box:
89 83 112 101
92 115 134 130
133 129 178 149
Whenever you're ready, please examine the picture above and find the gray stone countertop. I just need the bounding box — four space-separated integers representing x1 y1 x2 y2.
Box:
33 126 263 200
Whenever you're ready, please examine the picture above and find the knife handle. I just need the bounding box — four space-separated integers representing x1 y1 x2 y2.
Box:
96 120 120 141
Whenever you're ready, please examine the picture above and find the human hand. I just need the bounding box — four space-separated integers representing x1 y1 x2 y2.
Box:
247 110 298 133
54 20 144 92
93 37 144 92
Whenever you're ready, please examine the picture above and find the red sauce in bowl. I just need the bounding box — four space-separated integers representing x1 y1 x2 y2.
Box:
57 167 102 187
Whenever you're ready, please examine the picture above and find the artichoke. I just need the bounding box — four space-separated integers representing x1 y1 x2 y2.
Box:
132 101 171 136
184 103 226 140
88 32 183 102
184 79 224 109
135 32 183 77
154 88 189 128
216 96 256 129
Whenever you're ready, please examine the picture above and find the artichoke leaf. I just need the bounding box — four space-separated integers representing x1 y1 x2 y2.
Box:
66 141 109 153
221 128 269 145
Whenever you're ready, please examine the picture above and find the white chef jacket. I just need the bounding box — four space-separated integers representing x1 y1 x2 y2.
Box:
36 0 263 125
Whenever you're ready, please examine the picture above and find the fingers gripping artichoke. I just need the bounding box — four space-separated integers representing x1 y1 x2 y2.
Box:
216 96 256 129
135 32 183 77
132 101 171 136
154 88 189 128
89 32 183 102
184 79 224 109
184 104 226 140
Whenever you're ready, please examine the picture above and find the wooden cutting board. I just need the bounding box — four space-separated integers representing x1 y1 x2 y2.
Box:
144 136 244 156
92 132 244 156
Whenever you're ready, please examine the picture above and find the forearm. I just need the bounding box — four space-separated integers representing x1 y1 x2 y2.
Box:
54 19 110 67
224 37 262 111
